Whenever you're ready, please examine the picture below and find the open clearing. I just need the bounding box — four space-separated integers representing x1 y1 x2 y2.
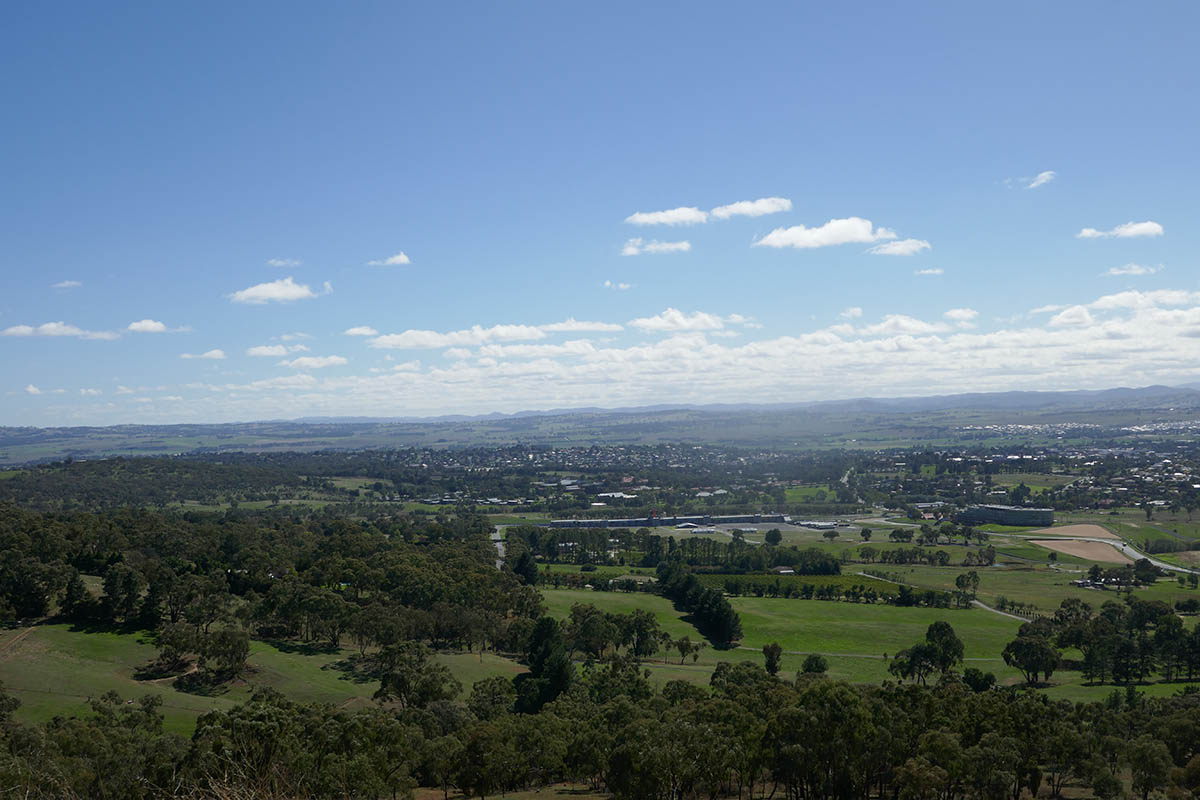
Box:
1028 523 1119 540
1029 539 1131 563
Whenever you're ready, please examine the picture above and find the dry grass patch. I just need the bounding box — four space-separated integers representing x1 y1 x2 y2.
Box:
1029 539 1131 564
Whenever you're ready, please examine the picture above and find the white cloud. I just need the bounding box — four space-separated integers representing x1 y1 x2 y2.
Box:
858 315 949 336
229 276 327 304
1027 170 1056 189
621 238 691 256
24 384 41 395
629 308 727 332
944 308 979 328
1077 221 1164 239
541 318 624 333
1088 289 1199 310
367 251 411 266
370 324 547 350
624 207 708 226
51 280 81 289
180 349 226 360
839 307 863 319
80 388 102 396
1104 263 1161 276
127 319 167 333
345 326 380 336
115 385 134 395
444 348 472 360
753 217 896 249
710 197 792 220
1030 304 1067 314
246 345 289 357
1049 306 1094 327
278 355 348 369
278 332 312 341
868 238 931 256
1 321 117 340
604 280 632 290
914 268 943 276
266 258 301 267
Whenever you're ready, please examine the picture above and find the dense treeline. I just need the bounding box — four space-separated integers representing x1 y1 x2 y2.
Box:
1001 596 1200 686
656 563 743 646
1 659 1199 798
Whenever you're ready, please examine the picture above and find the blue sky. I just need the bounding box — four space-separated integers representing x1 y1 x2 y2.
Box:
3 2 1198 425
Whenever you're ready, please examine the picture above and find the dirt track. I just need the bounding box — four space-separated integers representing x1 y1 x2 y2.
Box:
1030 539 1132 564
1028 524 1119 539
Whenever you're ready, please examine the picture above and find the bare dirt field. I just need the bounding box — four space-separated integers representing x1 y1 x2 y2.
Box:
1029 524 1120 540
1029 539 1131 564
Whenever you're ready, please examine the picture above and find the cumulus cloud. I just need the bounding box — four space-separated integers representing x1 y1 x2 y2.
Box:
1 321 117 340
1077 221 1164 239
278 355 348 369
914 268 943 276
604 280 632 290
229 276 329 304
444 348 472 360
127 319 167 333
869 238 931 256
944 308 979 328
180 349 226 360
1050 306 1094 327
625 207 708 226
345 326 380 336
621 238 691 256
51 280 81 289
839 307 863 319
1027 170 1056 189
629 308 728 332
541 318 624 333
1104 263 1161 276
24 384 41 395
367 252 411 266
753 217 896 249
858 315 949 336
1030 304 1066 314
370 324 547 350
710 197 792 219
266 258 301 267
80 388 102 396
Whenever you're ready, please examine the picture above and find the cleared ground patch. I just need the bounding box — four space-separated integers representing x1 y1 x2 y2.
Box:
1028 523 1120 540
1029 539 1131 564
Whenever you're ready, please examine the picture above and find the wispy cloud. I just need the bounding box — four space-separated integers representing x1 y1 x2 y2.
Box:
868 238 931 256
367 251 411 266
604 280 632 290
1104 263 1161 276
2 321 117 340
710 197 792 219
1049 306 1094 327
914 268 943 276
51 280 81 289
266 258 301 267
370 324 547 350
180 349 226 360
278 355 347 369
621 238 691 256
753 217 896 249
24 384 41 395
344 326 379 336
625 207 708 226
247 344 309 357
839 307 863 319
944 308 978 328
229 276 330 304
80 388 102 396
1077 221 1164 239
541 318 624 333
1027 170 1056 189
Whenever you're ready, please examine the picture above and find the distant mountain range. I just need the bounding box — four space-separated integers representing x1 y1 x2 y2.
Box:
3 385 1200 465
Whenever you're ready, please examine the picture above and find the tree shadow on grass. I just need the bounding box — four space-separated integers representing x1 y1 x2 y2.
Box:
323 653 379 685
258 638 340 657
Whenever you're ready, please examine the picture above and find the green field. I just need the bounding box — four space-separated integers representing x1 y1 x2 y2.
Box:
0 624 520 734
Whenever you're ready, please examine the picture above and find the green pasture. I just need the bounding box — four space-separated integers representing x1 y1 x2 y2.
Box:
0 624 520 735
